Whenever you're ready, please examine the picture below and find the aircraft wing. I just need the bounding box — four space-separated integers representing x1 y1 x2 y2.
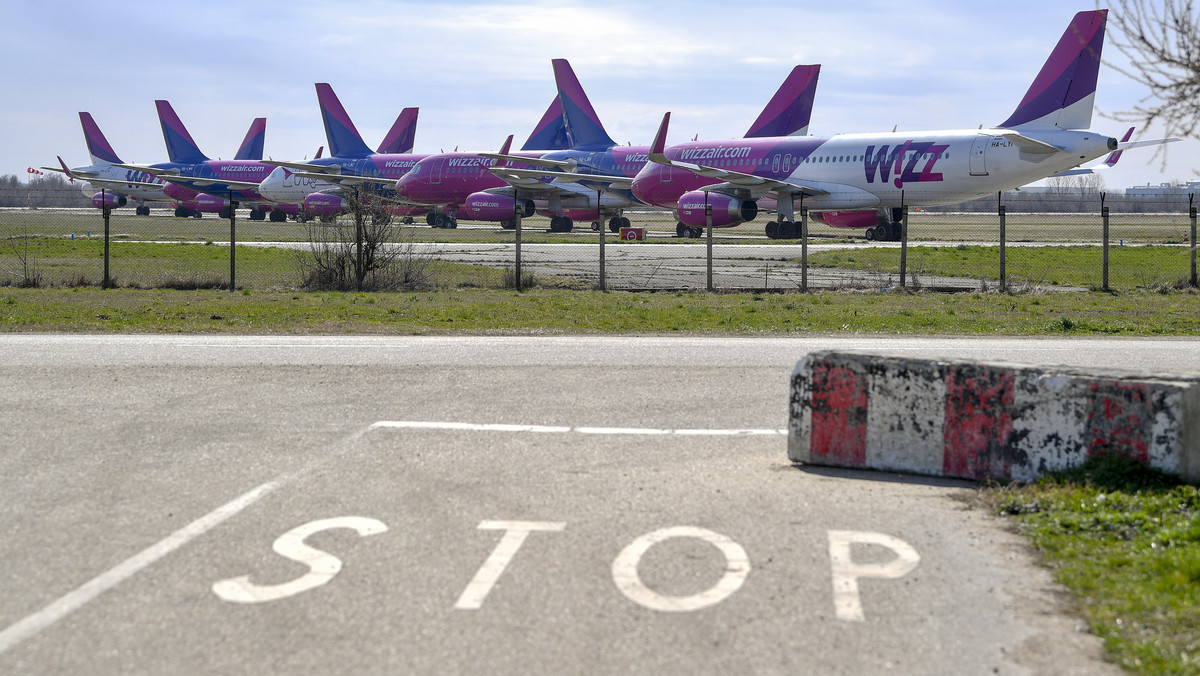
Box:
75 176 164 190
651 154 829 201
260 159 343 174
114 163 181 176
292 172 394 187
480 153 577 171
489 167 633 191
156 174 264 190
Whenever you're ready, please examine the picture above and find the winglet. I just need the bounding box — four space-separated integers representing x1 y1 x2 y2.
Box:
314 145 324 159
497 134 514 165
745 64 821 138
234 118 267 161
155 100 210 164
999 9 1107 130
57 156 75 181
377 107 418 154
521 97 572 151
649 112 671 163
78 112 122 165
552 58 617 151
315 83 373 159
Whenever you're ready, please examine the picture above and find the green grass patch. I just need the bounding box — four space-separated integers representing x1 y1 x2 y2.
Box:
987 455 1200 674
1 287 1198 334
806 245 1197 290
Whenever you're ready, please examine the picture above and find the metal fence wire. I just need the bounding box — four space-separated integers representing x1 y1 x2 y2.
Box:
1 188 1196 293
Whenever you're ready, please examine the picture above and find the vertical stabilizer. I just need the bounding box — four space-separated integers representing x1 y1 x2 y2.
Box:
155 100 210 164
521 97 572 151
552 59 616 151
315 83 374 158
999 9 1107 130
745 65 821 138
377 107 419 154
233 118 267 160
78 112 122 165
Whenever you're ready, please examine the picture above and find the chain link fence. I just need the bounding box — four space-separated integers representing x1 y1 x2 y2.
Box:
2 187 1196 293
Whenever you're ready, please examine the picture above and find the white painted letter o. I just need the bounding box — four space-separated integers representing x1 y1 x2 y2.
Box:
612 526 750 612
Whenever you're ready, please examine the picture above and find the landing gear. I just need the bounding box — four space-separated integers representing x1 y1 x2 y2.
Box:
608 216 630 233
431 213 456 228
676 222 702 238
500 219 517 230
766 220 800 239
549 216 574 233
402 217 414 225
250 209 266 221
269 209 287 222
135 205 150 216
869 221 902 241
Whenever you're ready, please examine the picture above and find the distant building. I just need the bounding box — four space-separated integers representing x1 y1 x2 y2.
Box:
1124 181 1200 197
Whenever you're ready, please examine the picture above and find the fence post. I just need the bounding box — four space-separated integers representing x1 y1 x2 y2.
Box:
998 192 1006 291
800 199 809 293
598 188 606 292
228 189 236 292
514 202 523 292
1190 193 1197 288
1101 192 1110 292
354 188 364 291
899 192 908 289
705 195 713 292
102 189 111 289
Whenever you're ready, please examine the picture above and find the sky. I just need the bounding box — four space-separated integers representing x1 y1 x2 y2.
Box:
8 0 1198 191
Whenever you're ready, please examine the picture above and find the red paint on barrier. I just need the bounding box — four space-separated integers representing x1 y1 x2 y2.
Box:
943 365 1015 480
1085 382 1151 462
809 363 869 466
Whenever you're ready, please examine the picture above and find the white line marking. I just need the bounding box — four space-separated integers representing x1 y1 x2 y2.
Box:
371 421 787 436
0 424 381 655
0 482 279 655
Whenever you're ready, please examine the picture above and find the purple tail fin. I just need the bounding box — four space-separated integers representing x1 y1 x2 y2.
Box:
999 9 1107 130
78 112 122 165
1105 126 1135 167
521 97 572 151
155 100 210 164
377 107 418 154
315 83 373 159
233 118 267 160
552 59 615 151
745 65 821 138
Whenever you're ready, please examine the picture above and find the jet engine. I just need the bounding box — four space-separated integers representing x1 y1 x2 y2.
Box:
677 191 758 227
809 210 888 230
304 193 345 216
91 192 127 209
466 192 534 220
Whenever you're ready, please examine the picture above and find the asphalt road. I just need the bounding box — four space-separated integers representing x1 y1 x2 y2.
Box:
3 335 1196 675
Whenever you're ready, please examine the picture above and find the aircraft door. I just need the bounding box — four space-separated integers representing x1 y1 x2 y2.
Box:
431 159 443 185
969 136 989 176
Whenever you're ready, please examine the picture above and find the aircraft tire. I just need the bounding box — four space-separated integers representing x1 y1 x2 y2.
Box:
765 221 779 239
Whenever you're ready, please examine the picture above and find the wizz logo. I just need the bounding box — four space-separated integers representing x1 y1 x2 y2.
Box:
864 141 949 188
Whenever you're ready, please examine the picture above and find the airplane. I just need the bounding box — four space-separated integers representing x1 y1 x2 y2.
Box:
257 83 573 225
116 100 288 220
630 9 1177 241
397 59 820 234
42 113 263 215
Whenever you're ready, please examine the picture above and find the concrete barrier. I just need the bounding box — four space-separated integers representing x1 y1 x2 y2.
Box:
789 351 1200 483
